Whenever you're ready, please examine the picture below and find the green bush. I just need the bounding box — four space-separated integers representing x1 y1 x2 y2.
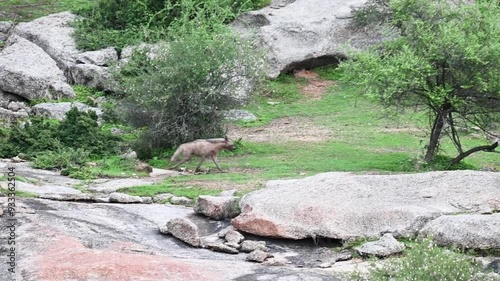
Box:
118 21 264 157
73 0 270 50
370 238 482 281
32 148 90 170
0 108 121 159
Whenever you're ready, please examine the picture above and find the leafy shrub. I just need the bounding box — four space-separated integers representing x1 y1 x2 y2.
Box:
118 22 264 157
0 108 121 159
73 0 270 50
350 0 392 29
57 107 121 155
32 148 90 170
370 238 482 281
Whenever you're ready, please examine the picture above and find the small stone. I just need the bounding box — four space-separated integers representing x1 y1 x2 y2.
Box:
333 251 352 262
141 197 153 204
240 240 268 253
224 242 241 249
356 233 405 257
158 225 169 235
109 192 143 204
225 230 245 244
217 225 236 238
95 197 110 203
136 162 153 173
193 195 240 220
11 156 24 163
170 196 193 206
165 218 201 247
246 249 273 263
120 150 137 160
205 242 239 254
153 193 174 203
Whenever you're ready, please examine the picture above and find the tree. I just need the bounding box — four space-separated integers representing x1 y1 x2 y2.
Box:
340 0 500 164
116 6 265 158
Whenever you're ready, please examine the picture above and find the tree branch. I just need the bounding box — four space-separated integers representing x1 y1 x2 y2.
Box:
449 141 499 166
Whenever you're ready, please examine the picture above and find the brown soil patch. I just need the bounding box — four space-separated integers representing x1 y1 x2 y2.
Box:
230 117 332 143
294 70 335 99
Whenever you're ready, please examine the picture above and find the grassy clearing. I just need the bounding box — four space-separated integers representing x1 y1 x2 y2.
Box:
88 156 148 178
148 67 498 191
0 0 95 22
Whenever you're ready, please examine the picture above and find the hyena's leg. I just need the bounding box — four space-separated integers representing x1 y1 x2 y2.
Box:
195 157 206 172
170 156 191 169
211 155 223 172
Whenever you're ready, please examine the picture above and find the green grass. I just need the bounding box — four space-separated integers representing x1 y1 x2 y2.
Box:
0 188 37 198
0 0 95 22
368 238 484 281
117 182 221 199
89 156 148 178
150 68 498 190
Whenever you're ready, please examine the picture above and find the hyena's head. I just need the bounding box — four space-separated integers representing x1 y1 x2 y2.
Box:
223 136 237 151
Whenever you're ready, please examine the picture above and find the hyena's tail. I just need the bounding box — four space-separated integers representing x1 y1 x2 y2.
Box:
170 146 184 163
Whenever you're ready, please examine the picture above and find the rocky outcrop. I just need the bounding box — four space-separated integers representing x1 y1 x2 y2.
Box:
356 233 405 257
0 35 74 100
232 0 383 78
32 102 103 121
419 214 500 249
232 171 500 241
12 12 80 75
194 195 240 220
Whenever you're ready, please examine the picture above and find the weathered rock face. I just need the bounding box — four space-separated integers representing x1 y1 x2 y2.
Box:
194 195 241 220
12 11 80 75
75 47 118 66
32 102 103 121
356 233 405 257
0 35 74 100
232 0 383 78
232 171 500 240
419 214 500 249
165 217 202 247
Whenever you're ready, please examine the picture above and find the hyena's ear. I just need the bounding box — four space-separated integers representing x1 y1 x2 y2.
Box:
224 135 229 142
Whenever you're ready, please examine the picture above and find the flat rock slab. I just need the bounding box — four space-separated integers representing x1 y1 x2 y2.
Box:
232 171 500 240
419 213 500 249
3 199 341 281
13 181 82 195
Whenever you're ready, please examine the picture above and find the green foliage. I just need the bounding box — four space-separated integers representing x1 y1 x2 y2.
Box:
73 0 269 50
32 148 90 170
73 85 105 106
340 0 500 163
58 107 120 155
350 0 392 28
118 24 264 156
0 108 121 174
370 238 482 281
118 182 221 198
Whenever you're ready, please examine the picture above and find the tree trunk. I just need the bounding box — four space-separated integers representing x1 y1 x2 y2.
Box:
424 110 447 162
449 142 498 166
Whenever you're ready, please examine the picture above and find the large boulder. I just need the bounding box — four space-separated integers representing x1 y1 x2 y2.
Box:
232 171 500 240
70 64 117 92
419 214 500 249
232 0 383 78
194 195 240 220
12 12 80 75
0 35 74 100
